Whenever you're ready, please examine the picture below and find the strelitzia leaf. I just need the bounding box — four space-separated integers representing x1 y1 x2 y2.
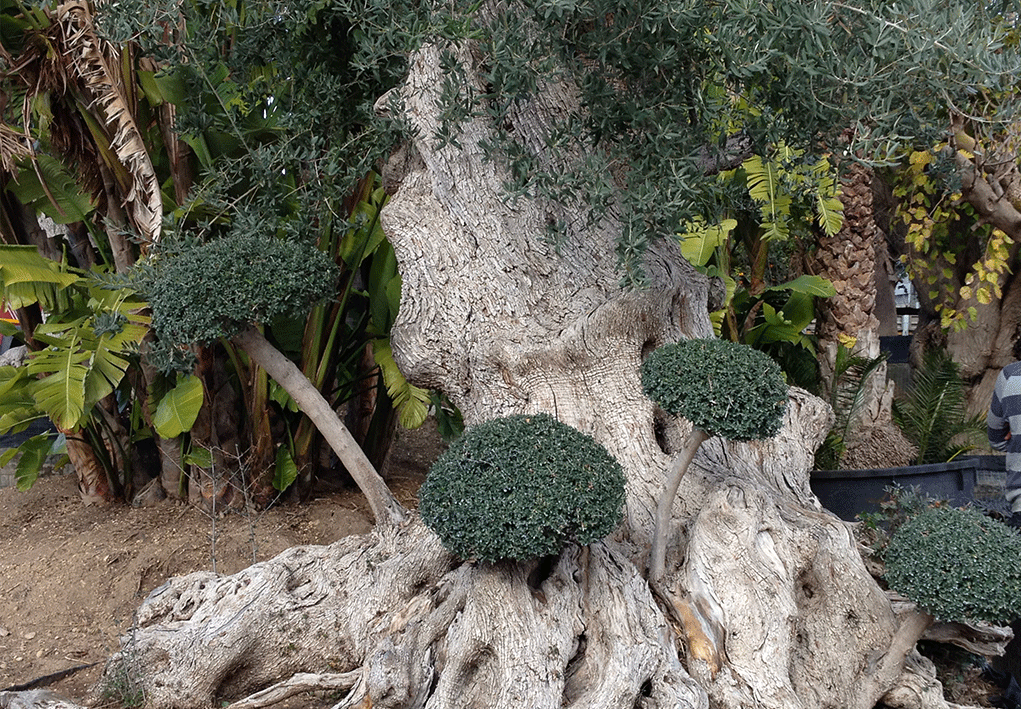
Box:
372 339 429 429
0 245 79 311
273 446 299 491
269 380 300 413
15 433 55 491
766 275 836 297
183 445 213 469
153 374 204 438
26 339 90 430
678 218 737 267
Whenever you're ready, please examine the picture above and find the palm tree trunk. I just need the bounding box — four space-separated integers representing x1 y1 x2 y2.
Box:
811 163 882 383
809 163 914 468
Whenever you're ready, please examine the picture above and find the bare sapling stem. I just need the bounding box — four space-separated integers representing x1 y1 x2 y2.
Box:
233 326 407 527
648 428 710 585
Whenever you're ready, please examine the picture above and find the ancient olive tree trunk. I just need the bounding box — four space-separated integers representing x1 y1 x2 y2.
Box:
97 41 953 709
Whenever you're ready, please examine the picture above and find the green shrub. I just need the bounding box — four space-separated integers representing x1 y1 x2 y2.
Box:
147 234 339 345
418 413 626 562
641 339 787 441
884 506 1021 623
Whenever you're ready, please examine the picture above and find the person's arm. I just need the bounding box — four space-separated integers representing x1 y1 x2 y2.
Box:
989 371 1011 450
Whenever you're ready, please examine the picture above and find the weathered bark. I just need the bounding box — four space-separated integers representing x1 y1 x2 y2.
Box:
99 39 938 709
889 592 1014 657
955 271 1021 417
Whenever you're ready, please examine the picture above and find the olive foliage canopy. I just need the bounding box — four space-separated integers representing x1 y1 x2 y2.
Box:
419 413 626 562
147 235 340 345
641 339 787 441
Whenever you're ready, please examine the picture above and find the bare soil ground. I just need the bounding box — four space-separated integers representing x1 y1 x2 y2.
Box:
0 423 438 706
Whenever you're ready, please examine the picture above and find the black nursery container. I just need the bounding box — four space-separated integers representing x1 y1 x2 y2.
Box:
811 458 979 521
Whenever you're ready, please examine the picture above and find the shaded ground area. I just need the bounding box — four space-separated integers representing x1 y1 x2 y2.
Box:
0 422 439 705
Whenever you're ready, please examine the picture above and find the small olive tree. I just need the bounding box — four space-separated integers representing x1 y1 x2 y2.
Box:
418 413 626 562
641 338 788 583
876 506 1021 690
146 234 405 525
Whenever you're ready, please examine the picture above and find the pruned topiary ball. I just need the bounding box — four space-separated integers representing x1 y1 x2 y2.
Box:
148 234 339 345
418 413 626 562
884 506 1021 623
641 339 787 441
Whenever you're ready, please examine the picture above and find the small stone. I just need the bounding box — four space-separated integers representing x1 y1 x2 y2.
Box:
14 656 22 661
0 626 8 636
23 631 36 640
35 649 44 658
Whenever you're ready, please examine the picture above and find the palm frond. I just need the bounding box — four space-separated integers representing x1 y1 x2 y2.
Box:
743 153 793 241
893 349 984 464
58 1 162 244
816 194 844 237
6 154 97 225
830 349 889 444
372 338 430 429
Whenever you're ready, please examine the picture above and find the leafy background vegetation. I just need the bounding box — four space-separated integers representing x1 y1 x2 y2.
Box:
2 0 1019 507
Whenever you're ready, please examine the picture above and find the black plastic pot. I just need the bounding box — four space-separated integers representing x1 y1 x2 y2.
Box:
811 458 978 521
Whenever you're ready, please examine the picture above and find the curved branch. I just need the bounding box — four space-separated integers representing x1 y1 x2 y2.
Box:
955 150 1021 246
649 428 710 585
232 326 406 527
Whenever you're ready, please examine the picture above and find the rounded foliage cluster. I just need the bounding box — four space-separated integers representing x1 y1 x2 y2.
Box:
884 506 1021 623
641 339 787 441
419 413 626 562
147 235 339 345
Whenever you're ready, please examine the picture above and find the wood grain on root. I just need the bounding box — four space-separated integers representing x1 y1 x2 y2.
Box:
224 672 360 709
104 515 714 709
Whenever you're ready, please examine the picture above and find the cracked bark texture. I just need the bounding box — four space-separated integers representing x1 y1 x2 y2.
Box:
96 39 958 709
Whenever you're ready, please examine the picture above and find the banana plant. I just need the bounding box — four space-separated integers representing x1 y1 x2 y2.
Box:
264 176 430 495
0 245 150 496
676 143 842 388
742 144 844 244
1 0 430 507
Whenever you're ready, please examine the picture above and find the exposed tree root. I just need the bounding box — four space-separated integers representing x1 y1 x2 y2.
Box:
102 514 713 709
92 381 943 709
224 672 360 709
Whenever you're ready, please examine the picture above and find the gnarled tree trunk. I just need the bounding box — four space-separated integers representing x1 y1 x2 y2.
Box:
912 127 1021 419
96 41 953 709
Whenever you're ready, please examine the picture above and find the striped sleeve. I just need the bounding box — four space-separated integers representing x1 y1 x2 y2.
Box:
989 368 1021 451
